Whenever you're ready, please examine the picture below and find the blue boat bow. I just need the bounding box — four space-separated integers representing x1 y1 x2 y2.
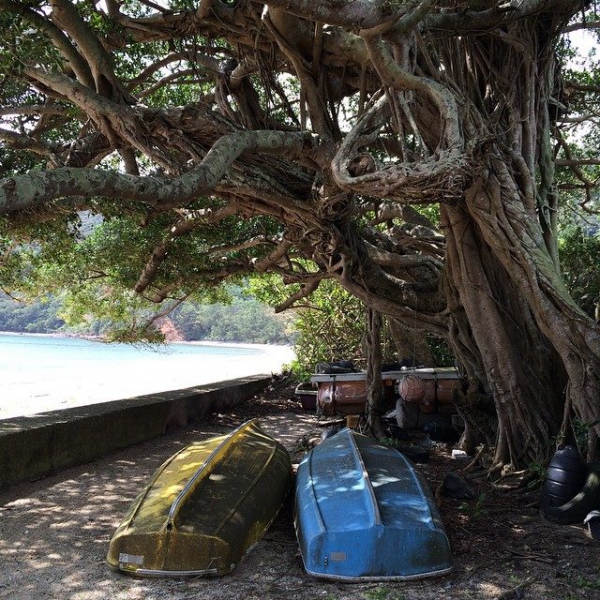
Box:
294 428 453 581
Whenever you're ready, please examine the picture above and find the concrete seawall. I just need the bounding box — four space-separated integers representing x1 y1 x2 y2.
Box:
0 375 271 490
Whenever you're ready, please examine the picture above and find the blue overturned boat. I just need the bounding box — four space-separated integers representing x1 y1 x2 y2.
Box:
294 428 453 581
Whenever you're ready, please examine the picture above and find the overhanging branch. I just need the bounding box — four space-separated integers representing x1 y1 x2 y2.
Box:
0 131 315 215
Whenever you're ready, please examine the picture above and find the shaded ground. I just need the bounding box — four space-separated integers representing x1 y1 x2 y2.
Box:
0 380 598 600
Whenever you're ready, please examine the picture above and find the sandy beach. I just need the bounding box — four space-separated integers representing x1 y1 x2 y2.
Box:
0 333 295 420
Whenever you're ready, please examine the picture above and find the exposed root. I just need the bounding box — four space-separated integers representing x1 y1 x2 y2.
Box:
461 444 491 473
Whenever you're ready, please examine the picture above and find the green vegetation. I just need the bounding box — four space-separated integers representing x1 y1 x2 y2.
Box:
0 287 296 345
0 294 65 333
459 493 487 520
566 568 600 593
2 219 596 374
249 276 400 378
558 225 600 320
361 586 405 600
169 287 296 345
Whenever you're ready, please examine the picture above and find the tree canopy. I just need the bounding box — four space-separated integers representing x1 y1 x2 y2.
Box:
1 0 600 472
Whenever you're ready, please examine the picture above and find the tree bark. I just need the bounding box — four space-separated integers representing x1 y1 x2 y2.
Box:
442 192 567 469
365 306 386 439
463 160 600 462
388 318 433 367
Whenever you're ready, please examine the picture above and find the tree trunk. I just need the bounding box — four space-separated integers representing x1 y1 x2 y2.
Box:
442 195 567 470
365 306 386 439
450 376 497 455
428 15 600 468
461 160 600 462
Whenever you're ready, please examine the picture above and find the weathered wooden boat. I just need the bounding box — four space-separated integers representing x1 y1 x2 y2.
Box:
294 428 453 581
107 419 292 578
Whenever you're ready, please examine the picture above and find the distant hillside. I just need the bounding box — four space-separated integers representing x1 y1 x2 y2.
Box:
0 295 65 334
0 292 297 345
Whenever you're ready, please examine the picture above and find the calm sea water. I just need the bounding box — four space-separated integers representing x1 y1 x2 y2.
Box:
0 333 294 419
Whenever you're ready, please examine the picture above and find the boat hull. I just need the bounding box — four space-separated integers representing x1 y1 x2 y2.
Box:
107 419 292 577
294 428 452 581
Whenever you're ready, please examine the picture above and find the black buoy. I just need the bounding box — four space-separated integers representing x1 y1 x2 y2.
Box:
541 445 587 508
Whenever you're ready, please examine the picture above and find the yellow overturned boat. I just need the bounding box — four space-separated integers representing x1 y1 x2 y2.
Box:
107 419 292 577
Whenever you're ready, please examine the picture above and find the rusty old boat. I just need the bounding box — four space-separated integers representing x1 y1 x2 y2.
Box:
311 367 461 417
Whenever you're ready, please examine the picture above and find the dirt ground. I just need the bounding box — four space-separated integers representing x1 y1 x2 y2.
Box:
0 380 598 600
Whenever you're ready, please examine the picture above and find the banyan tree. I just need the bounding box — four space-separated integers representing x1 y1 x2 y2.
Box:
0 0 599 473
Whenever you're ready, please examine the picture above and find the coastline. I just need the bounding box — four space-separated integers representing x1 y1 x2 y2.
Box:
0 332 295 420
0 329 293 350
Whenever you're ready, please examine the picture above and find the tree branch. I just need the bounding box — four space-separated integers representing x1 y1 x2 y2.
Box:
262 11 334 140
0 0 94 87
0 104 77 119
360 0 435 39
364 240 443 271
49 0 136 104
426 0 579 33
135 203 249 297
0 131 314 215
563 20 600 33
252 239 293 272
331 93 470 203
0 127 61 158
555 135 597 207
261 0 421 32
274 277 323 313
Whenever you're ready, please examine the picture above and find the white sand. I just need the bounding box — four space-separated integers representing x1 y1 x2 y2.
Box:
0 340 295 420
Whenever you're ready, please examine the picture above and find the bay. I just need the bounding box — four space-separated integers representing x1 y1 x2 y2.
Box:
0 333 295 420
